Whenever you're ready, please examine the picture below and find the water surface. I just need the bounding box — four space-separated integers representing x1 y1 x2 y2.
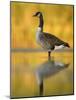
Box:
11 51 73 98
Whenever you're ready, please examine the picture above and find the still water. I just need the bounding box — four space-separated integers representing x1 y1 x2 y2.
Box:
11 51 73 98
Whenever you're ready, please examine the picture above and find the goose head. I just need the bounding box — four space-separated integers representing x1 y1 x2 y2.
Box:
33 11 44 31
33 12 42 18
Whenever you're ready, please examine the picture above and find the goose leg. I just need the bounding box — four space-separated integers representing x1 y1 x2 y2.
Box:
48 51 51 60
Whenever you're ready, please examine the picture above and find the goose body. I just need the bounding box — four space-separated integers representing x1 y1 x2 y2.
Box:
33 12 70 58
36 27 69 51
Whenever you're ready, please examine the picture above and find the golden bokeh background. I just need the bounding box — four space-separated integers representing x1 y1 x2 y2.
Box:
11 2 73 49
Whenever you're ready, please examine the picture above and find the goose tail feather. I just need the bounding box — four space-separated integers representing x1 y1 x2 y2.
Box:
64 43 70 48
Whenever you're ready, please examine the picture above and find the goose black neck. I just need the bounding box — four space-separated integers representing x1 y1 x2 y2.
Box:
39 14 44 31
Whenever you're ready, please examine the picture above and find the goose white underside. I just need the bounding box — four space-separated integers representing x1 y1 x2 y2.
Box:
48 45 66 52
54 45 65 50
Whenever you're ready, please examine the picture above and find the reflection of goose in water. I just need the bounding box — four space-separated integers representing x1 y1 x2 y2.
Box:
35 59 69 96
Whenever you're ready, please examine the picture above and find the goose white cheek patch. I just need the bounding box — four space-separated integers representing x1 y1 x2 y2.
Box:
37 13 41 17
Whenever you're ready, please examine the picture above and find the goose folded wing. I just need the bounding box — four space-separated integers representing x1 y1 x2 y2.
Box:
43 32 66 46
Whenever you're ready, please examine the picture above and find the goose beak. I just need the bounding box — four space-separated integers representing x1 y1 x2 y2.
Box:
33 14 36 17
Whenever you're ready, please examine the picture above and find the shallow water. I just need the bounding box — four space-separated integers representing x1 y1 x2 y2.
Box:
11 51 73 98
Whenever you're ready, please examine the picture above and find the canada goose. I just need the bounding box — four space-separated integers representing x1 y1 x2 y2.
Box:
33 12 70 58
